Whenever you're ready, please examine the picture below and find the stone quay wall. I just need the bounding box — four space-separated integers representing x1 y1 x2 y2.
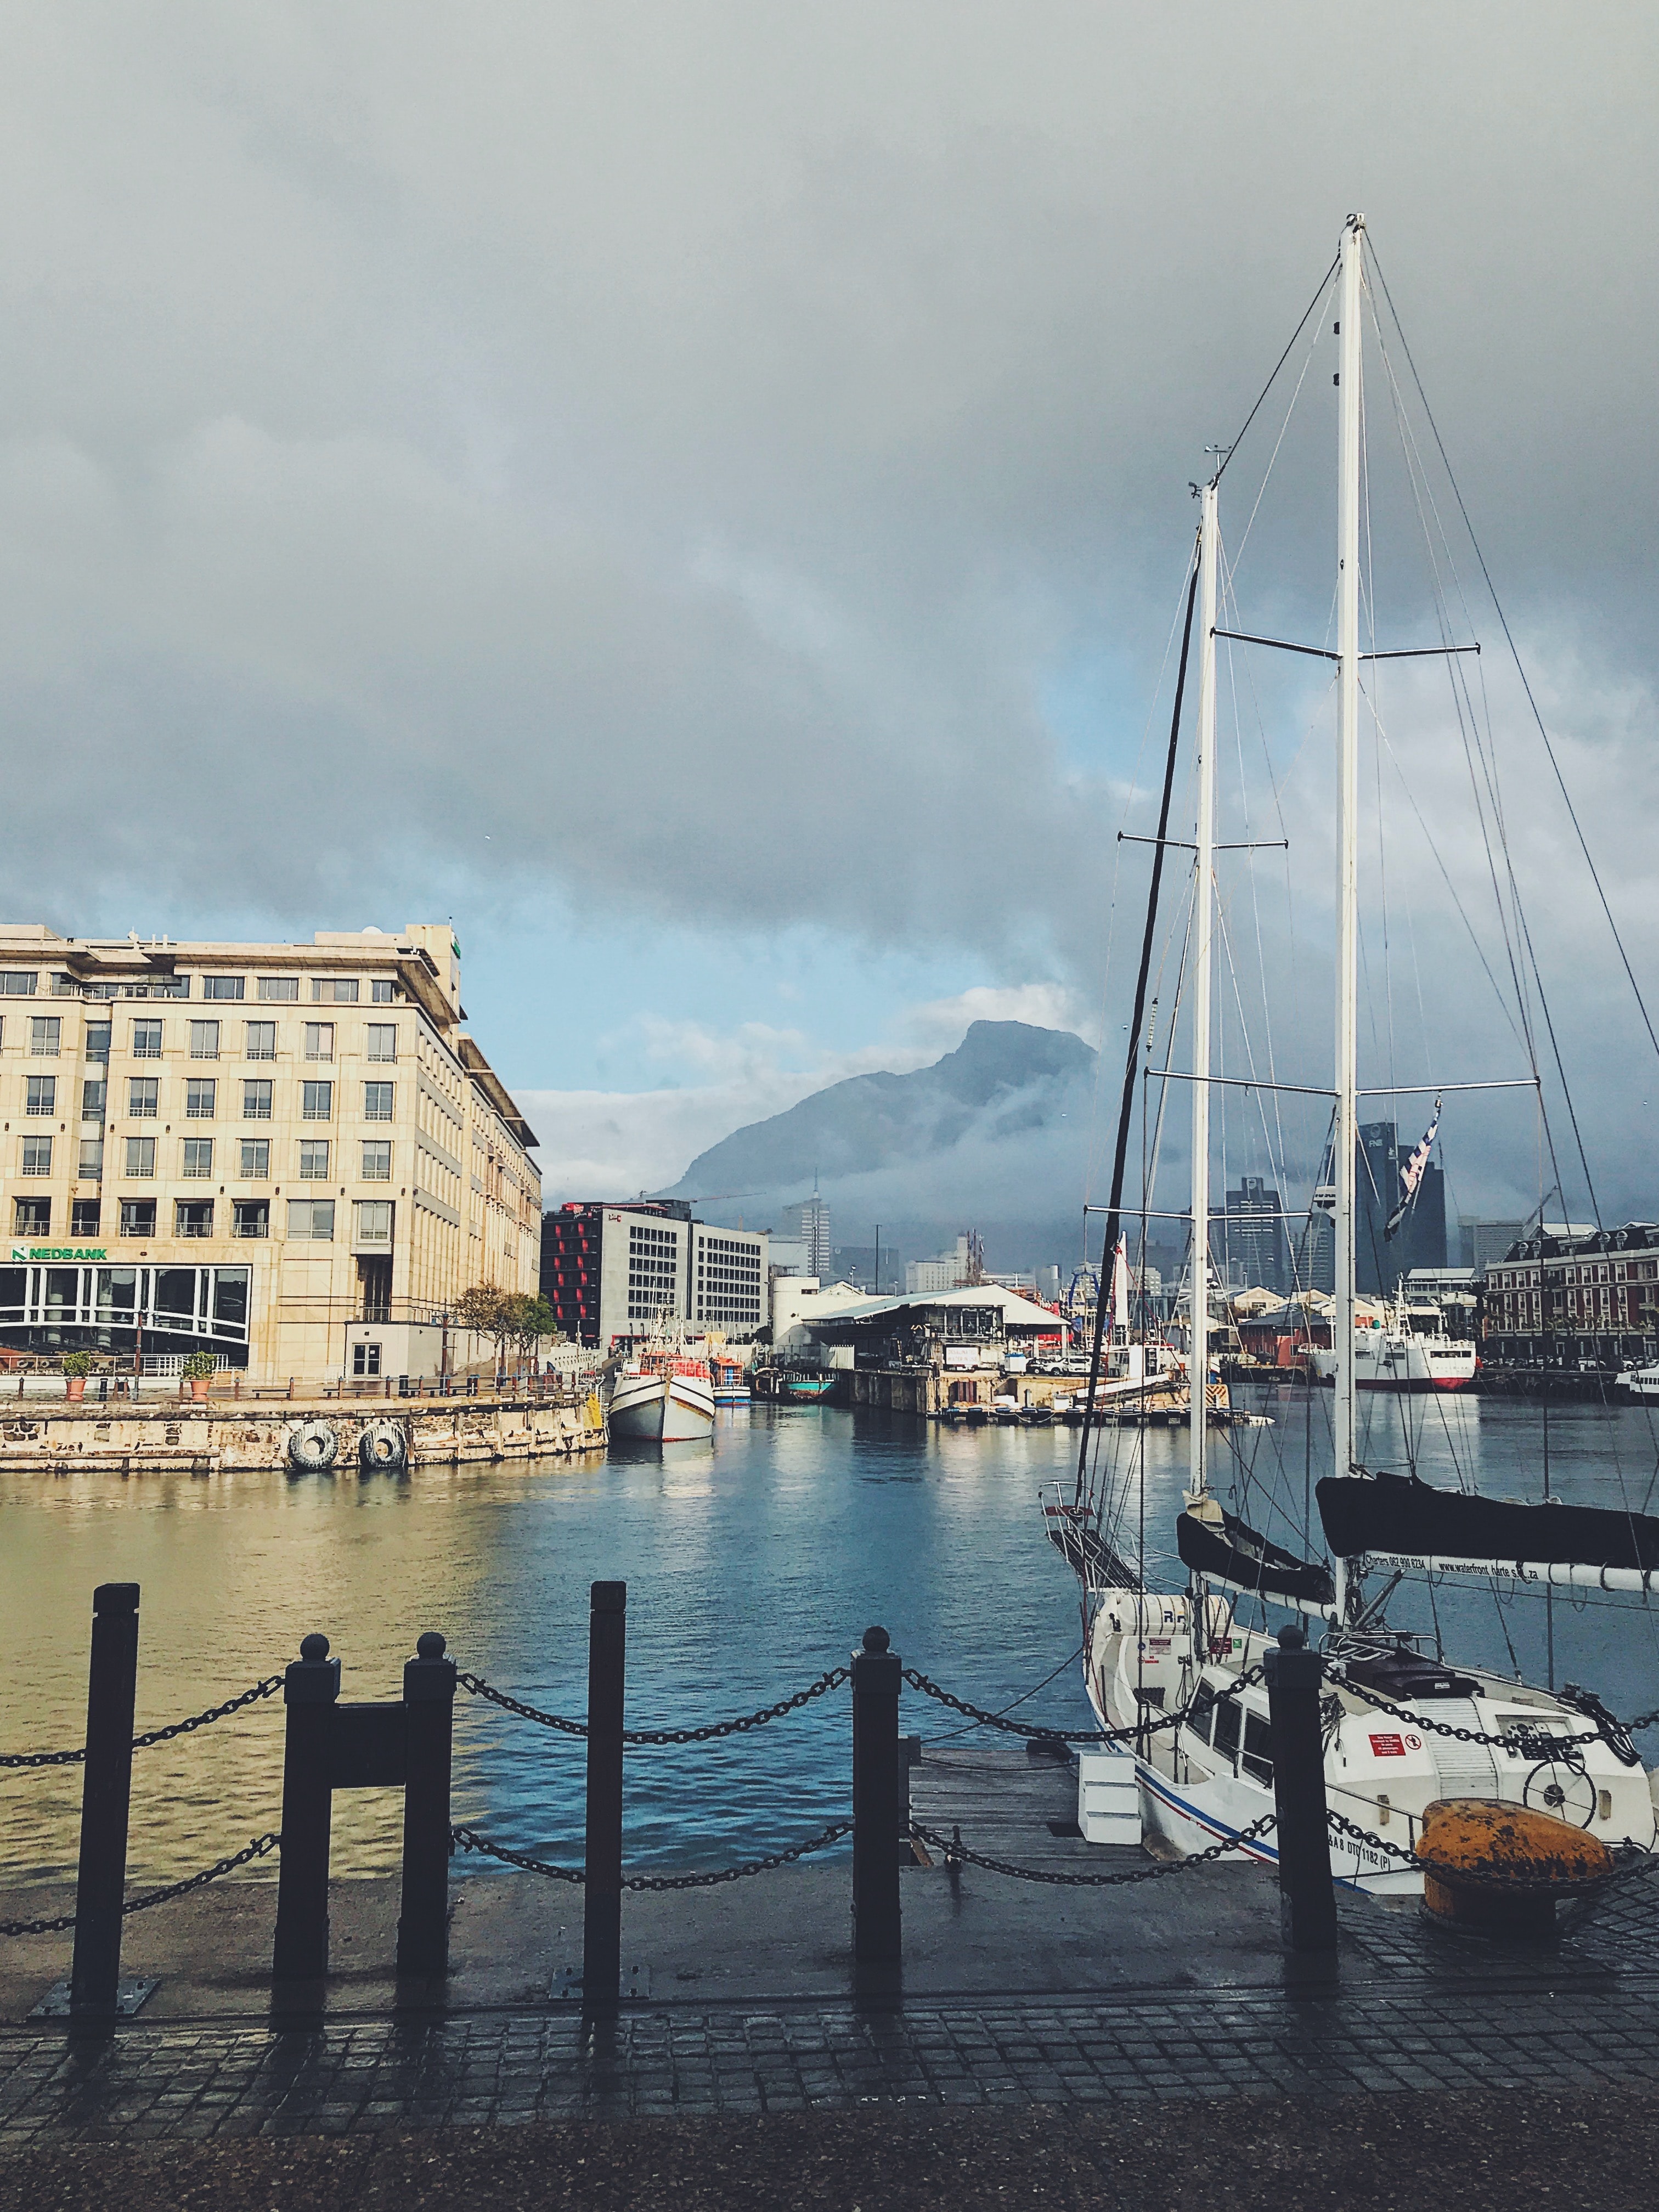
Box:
0 1393 605 1474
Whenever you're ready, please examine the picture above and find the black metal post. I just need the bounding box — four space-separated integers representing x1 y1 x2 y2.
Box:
582 1581 626 2008
396 1630 456 1976
272 1632 341 1979
851 1625 902 1963
1263 1623 1338 1953
69 1583 140 2015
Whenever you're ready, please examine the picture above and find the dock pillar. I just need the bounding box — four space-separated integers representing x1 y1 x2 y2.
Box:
1263 1623 1338 1953
583 1580 627 2010
396 1630 457 1977
851 1625 902 1963
69 1583 140 2016
272 1633 342 1979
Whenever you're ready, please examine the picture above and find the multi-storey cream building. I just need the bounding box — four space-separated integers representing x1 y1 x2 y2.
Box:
0 922 540 1384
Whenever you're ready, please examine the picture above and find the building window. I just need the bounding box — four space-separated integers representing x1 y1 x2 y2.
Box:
302 1080 333 1121
82 1078 106 1118
287 1198 335 1241
363 1081 394 1121
370 979 396 1004
176 1199 213 1238
232 1199 269 1239
352 1340 383 1376
304 1023 334 1062
30 1016 61 1057
240 1138 270 1178
129 1077 159 1117
119 1199 156 1238
313 978 359 1002
20 1135 52 1175
85 1022 111 1063
186 1077 217 1119
182 1137 213 1177
71 1200 101 1238
0 970 37 995
366 1024 397 1063
78 1137 104 1178
360 1140 392 1181
353 1199 393 1246
25 1075 55 1115
132 1019 162 1059
14 1197 50 1235
258 975 299 1002
203 976 245 1000
125 1136 156 1177
189 1020 220 1060
298 1139 330 1179
242 1079 273 1120
245 1021 276 1061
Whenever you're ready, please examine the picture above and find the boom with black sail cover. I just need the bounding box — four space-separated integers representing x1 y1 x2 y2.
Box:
1317 1471 1659 1592
1176 1505 1335 1611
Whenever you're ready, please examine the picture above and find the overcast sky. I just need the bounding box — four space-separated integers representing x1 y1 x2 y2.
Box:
3 4 1655 1217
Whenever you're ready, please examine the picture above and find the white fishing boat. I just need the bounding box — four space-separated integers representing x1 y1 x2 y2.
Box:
1310 1293 1477 1392
1052 215 1659 1888
608 1345 715 1442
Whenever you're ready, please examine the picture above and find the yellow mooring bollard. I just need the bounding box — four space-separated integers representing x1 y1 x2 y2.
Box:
1416 1798 1612 1939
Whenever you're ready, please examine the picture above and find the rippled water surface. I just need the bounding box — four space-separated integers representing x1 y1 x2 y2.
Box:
4 1391 1658 1888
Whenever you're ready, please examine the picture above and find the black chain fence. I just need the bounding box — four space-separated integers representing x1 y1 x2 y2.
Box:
1324 1806 1659 1900
908 1813 1278 1886
1 1675 285 1770
451 1818 854 1890
456 1665 850 1745
901 1663 1266 1746
0 1832 280 1939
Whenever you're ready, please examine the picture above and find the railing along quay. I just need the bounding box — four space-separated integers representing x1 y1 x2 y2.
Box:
5 1587 1657 2019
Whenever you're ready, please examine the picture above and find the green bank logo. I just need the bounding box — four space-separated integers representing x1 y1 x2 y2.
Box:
10 1246 109 1262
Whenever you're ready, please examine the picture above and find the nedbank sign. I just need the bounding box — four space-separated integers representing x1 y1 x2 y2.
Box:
10 1246 109 1263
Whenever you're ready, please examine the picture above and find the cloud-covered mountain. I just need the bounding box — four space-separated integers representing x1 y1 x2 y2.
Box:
667 1020 1101 1267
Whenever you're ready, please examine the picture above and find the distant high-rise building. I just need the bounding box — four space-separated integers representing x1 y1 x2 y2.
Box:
775 1193 831 1278
1460 1218 1527 1273
1223 1176 1289 1295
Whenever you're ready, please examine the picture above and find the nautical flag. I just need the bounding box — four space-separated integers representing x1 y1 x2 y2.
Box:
1384 1097 1441 1242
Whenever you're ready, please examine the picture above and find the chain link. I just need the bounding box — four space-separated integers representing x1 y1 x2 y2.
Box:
1 1675 285 1771
0 1832 280 1939
450 1818 854 1889
901 1663 1266 1746
1329 1670 1602 1754
909 1812 1277 1886
456 1665 851 1745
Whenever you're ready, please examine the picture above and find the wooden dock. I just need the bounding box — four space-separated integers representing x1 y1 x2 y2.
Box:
906 1738 1148 1874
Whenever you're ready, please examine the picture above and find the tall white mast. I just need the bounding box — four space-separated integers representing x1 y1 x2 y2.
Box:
1333 214 1364 1621
1188 477 1219 1503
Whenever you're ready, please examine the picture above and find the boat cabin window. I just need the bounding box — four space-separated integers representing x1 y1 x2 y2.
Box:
1242 1713 1273 1786
1212 1696 1242 1762
1187 1681 1216 1742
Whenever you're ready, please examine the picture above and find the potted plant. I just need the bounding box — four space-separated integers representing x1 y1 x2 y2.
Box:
182 1350 217 1402
63 1351 92 1402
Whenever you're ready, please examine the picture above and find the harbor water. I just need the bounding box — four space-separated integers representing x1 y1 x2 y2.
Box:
3 1391 1657 1888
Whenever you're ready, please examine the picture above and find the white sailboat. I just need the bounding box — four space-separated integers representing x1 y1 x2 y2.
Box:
1074 216 1657 1888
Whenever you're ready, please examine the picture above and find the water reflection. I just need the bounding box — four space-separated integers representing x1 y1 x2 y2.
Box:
4 1394 1656 1889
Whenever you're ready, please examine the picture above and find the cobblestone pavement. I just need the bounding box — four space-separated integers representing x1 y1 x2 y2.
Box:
4 1881 1658 2139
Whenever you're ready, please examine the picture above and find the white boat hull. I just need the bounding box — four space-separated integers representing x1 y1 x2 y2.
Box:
1311 1331 1476 1391
1086 1591 1657 1892
608 1371 715 1442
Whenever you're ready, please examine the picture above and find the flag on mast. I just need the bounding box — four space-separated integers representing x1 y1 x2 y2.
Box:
1385 1097 1441 1242
1111 1238 1131 1329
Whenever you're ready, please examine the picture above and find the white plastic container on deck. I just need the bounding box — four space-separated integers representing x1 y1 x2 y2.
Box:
1077 1746 1141 1845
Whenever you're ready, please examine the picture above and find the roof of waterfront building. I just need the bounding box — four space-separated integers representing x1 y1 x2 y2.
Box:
793 1284 1063 1332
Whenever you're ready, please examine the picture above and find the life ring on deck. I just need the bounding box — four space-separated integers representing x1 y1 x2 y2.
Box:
358 1420 408 1472
286 1419 340 1471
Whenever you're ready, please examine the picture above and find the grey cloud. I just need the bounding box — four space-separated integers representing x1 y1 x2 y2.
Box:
1 3 1655 1114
